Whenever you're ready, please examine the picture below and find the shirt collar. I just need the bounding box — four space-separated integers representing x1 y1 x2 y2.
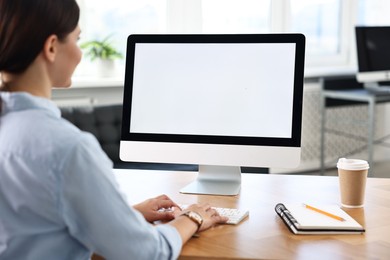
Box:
0 91 61 118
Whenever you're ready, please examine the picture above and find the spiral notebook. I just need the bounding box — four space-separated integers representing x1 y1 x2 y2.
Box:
275 203 365 235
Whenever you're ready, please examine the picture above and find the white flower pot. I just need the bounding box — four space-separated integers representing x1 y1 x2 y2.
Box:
96 59 116 77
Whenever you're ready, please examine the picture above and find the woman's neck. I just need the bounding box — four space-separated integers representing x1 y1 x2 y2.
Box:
0 61 52 99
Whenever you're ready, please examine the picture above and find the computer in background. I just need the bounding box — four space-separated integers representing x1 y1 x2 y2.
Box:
355 26 390 93
120 34 305 195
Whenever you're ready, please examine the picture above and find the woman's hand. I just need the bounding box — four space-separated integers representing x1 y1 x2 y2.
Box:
133 194 180 223
169 203 228 244
183 203 228 232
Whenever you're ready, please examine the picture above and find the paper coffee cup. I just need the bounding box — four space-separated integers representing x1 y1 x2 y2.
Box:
337 158 369 208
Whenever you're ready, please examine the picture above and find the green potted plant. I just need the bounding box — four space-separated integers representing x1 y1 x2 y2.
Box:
80 35 123 77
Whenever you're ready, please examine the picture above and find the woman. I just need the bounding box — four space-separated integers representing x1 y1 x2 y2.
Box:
0 0 227 259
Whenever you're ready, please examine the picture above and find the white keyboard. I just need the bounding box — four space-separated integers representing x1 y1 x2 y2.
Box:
180 205 249 225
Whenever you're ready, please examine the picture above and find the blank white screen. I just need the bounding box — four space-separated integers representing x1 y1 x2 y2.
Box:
130 43 296 138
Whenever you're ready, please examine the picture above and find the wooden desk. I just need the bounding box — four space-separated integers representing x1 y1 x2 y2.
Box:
113 169 390 259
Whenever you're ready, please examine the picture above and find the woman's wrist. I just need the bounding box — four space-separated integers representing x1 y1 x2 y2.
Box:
180 211 203 232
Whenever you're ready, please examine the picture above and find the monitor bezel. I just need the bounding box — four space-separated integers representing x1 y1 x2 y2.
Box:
355 26 390 84
355 26 390 73
121 34 305 148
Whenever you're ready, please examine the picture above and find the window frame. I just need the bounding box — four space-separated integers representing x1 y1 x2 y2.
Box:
74 0 360 84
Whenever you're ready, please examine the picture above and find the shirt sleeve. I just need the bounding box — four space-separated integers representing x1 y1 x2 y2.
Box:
58 133 182 260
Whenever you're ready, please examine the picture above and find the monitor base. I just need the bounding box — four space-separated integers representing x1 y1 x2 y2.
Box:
180 165 241 196
365 82 390 94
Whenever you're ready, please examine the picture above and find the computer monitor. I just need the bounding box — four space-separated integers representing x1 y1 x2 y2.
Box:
355 26 390 91
120 34 305 195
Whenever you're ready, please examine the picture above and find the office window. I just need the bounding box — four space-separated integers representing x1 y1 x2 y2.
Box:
357 0 390 25
77 0 166 72
201 0 270 33
290 0 341 58
75 0 390 79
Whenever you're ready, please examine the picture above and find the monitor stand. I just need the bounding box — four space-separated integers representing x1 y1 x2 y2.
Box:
180 165 241 196
364 82 390 94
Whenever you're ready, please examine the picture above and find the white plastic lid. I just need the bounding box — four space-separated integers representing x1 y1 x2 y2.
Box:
337 158 369 171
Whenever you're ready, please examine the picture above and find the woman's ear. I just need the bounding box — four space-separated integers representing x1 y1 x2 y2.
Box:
42 35 59 62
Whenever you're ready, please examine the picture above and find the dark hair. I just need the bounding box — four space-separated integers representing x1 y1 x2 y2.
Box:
0 0 80 74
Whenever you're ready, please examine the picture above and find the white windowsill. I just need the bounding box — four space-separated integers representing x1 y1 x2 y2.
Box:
70 76 124 88
304 66 357 79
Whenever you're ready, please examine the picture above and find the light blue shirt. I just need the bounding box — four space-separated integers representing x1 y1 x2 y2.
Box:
0 92 181 260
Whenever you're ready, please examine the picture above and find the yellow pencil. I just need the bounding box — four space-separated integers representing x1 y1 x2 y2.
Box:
303 204 345 222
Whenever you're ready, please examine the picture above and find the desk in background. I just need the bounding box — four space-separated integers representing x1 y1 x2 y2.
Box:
113 169 390 259
320 76 390 176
